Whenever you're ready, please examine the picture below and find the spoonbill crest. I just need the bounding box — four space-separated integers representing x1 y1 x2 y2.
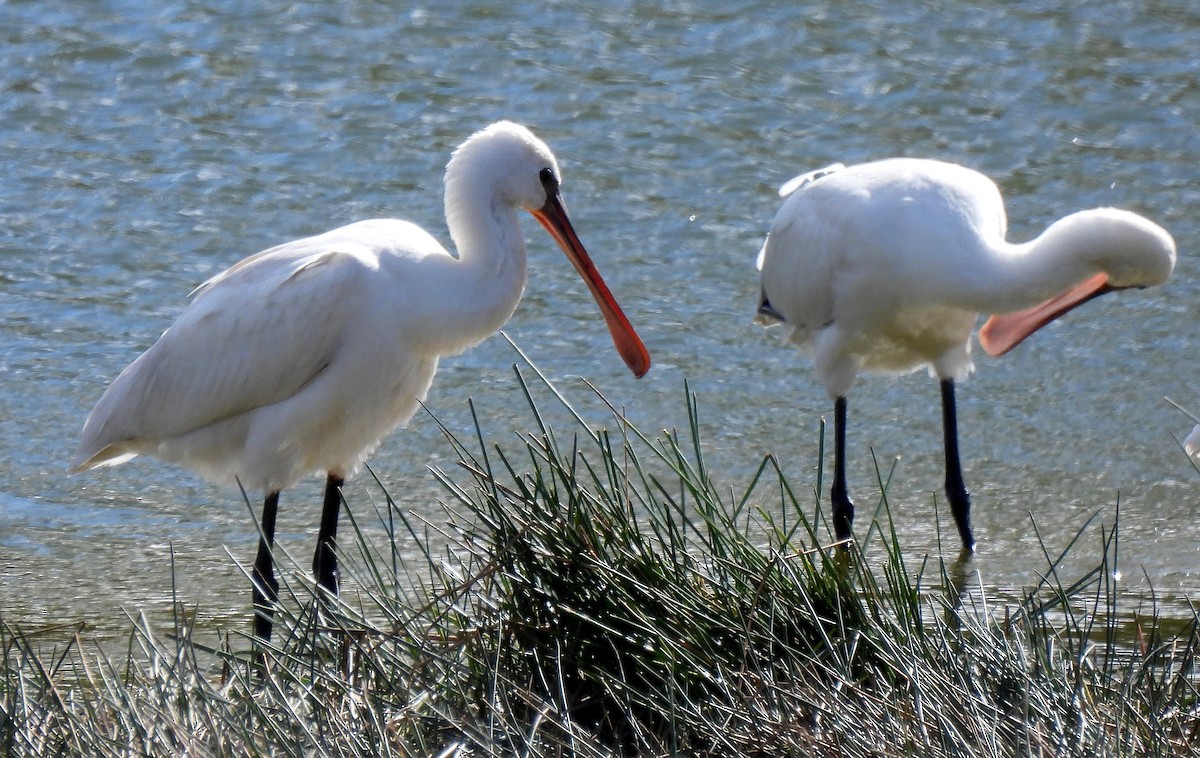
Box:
71 121 651 641
755 158 1174 550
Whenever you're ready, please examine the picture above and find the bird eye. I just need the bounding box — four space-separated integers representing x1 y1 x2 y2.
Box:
538 167 558 196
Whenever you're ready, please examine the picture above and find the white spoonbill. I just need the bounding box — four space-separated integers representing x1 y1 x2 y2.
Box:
1185 425 1200 461
71 121 651 641
755 158 1174 550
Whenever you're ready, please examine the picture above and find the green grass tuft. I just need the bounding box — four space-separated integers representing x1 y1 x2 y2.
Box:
3 360 1199 756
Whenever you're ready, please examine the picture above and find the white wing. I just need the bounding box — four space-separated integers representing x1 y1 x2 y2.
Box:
72 235 387 471
758 189 845 340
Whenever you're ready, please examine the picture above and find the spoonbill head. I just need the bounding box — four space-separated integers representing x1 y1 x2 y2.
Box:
71 121 650 642
756 157 1175 550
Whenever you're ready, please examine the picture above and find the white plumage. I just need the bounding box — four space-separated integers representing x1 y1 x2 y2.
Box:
72 121 650 640
74 220 448 492
1185 425 1200 461
756 157 1175 549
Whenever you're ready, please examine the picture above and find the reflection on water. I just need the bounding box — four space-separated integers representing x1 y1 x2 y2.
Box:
3 0 1199 642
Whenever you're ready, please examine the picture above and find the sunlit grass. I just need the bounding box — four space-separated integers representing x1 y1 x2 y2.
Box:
3 363 1199 756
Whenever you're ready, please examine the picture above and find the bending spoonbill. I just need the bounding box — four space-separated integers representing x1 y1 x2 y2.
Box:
755 158 1174 550
71 121 651 641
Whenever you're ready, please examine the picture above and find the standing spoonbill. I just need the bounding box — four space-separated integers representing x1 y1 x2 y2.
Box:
71 121 651 642
755 158 1174 550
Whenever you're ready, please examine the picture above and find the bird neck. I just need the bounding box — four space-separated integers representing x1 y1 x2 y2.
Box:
432 177 530 352
967 210 1140 313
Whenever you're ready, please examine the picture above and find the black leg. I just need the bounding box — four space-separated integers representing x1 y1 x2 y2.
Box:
830 396 855 543
313 473 345 597
940 379 975 551
252 491 281 642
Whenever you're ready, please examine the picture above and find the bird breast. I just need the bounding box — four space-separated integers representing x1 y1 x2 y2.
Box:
841 302 978 377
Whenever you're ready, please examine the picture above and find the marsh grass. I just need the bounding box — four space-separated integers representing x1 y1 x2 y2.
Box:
3 361 1199 756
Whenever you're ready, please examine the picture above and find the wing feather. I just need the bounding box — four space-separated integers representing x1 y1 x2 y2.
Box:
72 242 374 470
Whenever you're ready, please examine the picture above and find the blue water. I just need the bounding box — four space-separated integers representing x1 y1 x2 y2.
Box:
3 0 1199 639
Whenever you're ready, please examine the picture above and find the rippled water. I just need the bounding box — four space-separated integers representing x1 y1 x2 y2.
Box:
3 0 1199 641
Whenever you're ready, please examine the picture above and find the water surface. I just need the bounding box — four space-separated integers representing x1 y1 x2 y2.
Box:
3 0 1199 642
